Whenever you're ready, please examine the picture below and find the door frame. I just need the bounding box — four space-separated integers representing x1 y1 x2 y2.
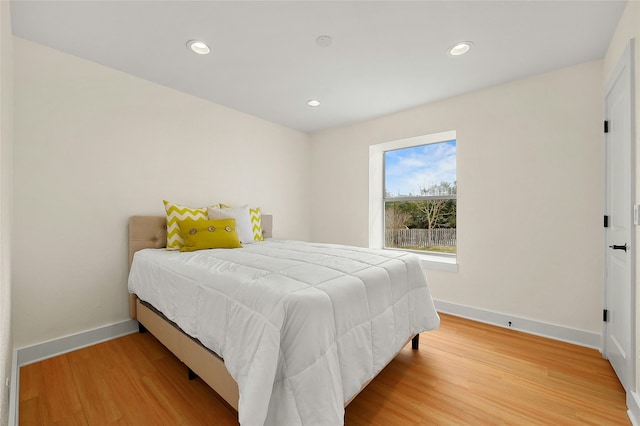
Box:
603 38 636 394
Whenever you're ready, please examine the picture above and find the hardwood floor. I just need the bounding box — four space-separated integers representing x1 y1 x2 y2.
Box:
19 313 629 425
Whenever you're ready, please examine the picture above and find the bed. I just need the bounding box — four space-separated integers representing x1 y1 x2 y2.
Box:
128 215 440 425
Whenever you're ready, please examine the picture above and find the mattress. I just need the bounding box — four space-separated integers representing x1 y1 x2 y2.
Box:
128 239 440 425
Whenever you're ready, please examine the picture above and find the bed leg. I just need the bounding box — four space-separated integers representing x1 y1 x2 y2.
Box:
412 334 419 350
138 322 147 333
188 368 198 381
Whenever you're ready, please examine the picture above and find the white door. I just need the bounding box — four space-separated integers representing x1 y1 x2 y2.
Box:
604 40 635 393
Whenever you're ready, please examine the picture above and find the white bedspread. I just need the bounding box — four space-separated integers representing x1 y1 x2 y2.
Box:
128 240 440 425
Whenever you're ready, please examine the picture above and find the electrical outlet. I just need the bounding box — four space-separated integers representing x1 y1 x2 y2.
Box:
508 321 512 327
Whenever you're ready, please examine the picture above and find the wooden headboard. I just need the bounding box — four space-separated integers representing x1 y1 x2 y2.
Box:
127 214 273 318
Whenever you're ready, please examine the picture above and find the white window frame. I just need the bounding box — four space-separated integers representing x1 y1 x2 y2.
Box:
369 130 458 272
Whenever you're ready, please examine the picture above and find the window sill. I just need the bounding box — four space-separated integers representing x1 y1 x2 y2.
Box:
417 253 458 272
384 248 458 272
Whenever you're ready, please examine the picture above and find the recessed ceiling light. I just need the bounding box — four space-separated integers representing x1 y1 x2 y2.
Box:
307 99 320 107
316 35 333 48
448 41 473 56
187 40 211 55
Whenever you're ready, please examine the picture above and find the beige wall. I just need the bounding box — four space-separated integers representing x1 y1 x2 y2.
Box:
0 1 12 423
310 60 604 335
12 38 311 348
603 0 640 393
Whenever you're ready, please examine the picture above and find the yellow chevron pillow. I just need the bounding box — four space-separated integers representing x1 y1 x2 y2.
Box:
178 218 242 251
163 200 217 250
249 207 264 241
216 205 264 242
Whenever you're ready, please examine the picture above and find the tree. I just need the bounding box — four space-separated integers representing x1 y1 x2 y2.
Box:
415 181 456 245
384 182 456 249
385 202 412 247
385 204 412 229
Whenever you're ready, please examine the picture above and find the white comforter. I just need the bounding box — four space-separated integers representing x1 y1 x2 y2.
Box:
128 240 440 425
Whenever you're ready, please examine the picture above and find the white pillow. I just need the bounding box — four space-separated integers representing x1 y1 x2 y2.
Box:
208 205 254 244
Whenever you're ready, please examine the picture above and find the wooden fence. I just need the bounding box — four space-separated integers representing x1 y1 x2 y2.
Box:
385 228 457 248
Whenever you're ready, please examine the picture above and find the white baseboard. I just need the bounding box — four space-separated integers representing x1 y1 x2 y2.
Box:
8 348 17 426
8 319 138 425
16 319 138 367
433 299 601 349
628 391 640 426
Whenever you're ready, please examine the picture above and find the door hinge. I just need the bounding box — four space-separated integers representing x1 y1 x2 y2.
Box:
604 120 609 133
604 215 609 228
603 309 609 322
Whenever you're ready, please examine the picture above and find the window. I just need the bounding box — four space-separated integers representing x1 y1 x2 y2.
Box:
369 131 457 270
384 141 456 254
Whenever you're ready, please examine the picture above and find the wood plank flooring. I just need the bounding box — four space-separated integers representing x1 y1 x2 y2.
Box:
19 313 629 425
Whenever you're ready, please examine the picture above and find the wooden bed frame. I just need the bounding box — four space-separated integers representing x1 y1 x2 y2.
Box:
128 214 419 415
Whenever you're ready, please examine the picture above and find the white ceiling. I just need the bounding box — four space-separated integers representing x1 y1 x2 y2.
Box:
10 1 627 133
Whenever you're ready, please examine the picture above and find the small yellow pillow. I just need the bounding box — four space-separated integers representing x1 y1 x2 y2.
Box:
178 219 242 252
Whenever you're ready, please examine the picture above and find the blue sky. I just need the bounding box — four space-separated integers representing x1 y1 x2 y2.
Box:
384 140 456 197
